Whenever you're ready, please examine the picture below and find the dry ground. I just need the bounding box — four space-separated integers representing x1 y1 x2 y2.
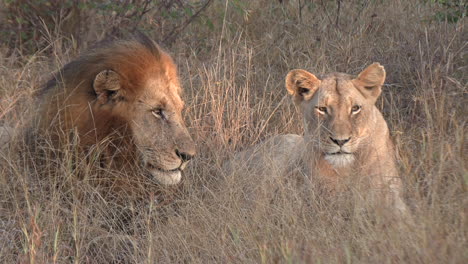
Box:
0 1 466 263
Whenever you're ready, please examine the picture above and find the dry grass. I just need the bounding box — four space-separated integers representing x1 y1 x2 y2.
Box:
0 0 467 263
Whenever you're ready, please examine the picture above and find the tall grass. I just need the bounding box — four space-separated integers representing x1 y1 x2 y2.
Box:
0 0 466 263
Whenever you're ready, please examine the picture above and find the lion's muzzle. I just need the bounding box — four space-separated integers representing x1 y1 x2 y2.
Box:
144 158 189 185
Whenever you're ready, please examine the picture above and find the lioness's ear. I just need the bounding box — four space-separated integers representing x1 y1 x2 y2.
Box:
352 63 385 103
285 69 321 105
93 70 121 104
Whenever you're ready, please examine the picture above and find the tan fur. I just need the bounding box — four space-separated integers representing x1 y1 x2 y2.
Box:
227 63 407 214
285 63 407 213
32 34 196 186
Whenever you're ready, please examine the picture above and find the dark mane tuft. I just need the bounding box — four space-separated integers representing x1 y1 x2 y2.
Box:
133 31 161 59
40 33 167 96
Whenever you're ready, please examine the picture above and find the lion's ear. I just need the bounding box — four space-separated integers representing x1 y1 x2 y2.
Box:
285 69 321 105
352 63 385 103
93 70 121 104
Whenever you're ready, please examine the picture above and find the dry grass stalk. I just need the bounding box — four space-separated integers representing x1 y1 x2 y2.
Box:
0 0 466 263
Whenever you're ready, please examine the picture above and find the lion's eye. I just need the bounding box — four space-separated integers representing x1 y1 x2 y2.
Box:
152 108 167 120
351 105 361 114
298 87 310 95
316 106 327 114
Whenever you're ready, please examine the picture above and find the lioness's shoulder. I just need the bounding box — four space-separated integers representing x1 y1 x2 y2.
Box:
224 134 304 175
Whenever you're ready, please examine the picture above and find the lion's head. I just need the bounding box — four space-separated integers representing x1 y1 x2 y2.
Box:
37 34 195 185
285 63 387 168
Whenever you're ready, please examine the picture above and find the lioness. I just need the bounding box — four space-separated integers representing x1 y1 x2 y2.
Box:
228 63 407 213
286 63 406 213
30 34 195 186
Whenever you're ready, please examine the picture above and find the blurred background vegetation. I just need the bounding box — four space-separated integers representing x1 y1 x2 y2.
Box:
0 0 466 263
1 0 466 56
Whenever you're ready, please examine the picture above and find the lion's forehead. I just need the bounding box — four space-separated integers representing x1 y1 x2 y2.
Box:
145 76 179 91
317 77 364 107
140 78 184 111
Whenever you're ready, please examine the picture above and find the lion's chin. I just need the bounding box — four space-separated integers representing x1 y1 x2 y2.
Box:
324 153 355 168
148 169 182 185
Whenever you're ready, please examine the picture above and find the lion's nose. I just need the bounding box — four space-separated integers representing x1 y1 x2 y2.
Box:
176 149 194 162
330 137 351 146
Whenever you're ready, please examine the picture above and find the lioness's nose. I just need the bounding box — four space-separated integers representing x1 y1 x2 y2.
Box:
330 137 350 146
176 149 194 162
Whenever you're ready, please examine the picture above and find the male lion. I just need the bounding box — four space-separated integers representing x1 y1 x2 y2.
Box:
30 34 196 186
228 63 407 214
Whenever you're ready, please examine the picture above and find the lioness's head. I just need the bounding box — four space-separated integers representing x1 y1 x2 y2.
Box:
286 63 386 167
51 35 196 185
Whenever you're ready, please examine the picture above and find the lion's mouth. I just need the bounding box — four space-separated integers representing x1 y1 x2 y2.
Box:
327 151 352 155
145 163 183 185
324 152 355 167
146 162 180 172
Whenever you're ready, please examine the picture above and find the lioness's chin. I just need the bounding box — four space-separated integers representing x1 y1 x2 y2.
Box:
149 169 182 185
324 153 355 168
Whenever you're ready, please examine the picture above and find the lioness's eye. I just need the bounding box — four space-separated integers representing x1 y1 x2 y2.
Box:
316 106 327 114
351 105 361 114
152 108 167 120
